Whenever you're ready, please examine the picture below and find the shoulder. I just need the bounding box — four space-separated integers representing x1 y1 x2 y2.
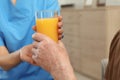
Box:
106 29 120 80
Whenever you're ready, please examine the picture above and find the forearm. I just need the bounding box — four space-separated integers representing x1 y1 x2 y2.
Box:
51 62 77 80
0 50 21 71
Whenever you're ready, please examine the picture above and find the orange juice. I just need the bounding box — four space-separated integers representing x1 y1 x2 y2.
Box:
36 18 58 42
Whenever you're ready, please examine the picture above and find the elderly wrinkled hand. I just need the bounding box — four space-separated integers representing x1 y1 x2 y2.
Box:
32 33 70 72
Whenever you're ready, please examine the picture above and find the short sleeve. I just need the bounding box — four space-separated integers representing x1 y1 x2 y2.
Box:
46 0 61 13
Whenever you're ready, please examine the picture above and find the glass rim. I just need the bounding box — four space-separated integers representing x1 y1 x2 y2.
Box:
35 10 59 19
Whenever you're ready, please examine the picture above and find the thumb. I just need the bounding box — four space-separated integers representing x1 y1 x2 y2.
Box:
32 33 47 42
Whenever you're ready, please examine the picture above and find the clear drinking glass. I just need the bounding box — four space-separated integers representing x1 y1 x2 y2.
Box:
35 11 59 43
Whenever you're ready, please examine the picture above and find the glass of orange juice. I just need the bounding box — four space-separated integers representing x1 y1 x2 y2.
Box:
35 10 59 43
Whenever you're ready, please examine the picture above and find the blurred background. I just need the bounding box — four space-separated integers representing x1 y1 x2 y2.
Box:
58 0 120 80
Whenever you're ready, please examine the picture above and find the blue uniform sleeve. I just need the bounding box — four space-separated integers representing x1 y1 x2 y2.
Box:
46 0 61 13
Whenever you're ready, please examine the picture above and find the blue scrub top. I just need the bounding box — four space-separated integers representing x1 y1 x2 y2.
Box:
0 0 60 80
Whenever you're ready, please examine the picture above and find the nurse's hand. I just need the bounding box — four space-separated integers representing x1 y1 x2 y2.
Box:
19 45 36 65
32 33 76 80
32 16 63 40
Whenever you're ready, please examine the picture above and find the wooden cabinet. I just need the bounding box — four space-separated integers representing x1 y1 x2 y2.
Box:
61 7 120 80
